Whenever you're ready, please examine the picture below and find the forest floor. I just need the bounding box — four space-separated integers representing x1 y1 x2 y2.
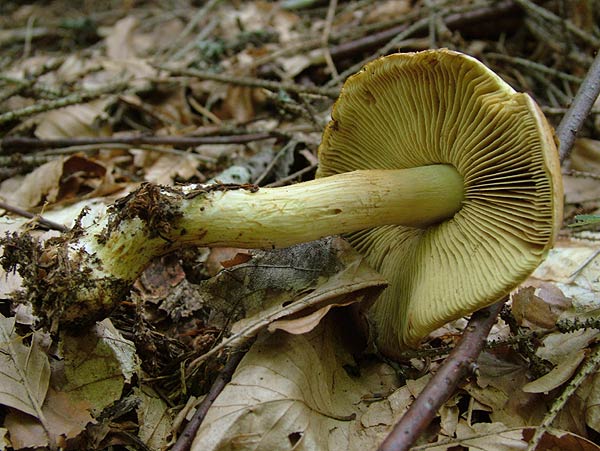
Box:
0 1 599 450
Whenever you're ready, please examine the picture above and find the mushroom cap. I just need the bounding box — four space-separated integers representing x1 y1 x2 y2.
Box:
316 49 563 354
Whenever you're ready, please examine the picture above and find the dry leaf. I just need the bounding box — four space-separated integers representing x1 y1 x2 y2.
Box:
537 329 599 365
523 349 586 393
268 299 355 334
523 427 600 450
365 1 411 23
0 154 116 209
570 138 600 173
144 153 203 185
191 315 401 451
182 237 386 347
136 386 173 450
530 243 600 312
522 349 586 393
0 315 50 419
35 98 113 139
0 427 9 450
584 372 600 433
0 157 64 209
57 319 138 415
512 284 570 329
4 387 94 449
104 16 140 59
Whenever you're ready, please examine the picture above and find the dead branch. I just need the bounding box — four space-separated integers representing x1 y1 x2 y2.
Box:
155 65 340 99
0 132 280 154
525 344 600 450
171 340 253 451
328 1 518 60
377 300 505 451
0 82 128 126
557 50 600 162
0 200 68 232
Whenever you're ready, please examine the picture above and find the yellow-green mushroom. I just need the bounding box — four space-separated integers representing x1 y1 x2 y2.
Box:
5 50 562 354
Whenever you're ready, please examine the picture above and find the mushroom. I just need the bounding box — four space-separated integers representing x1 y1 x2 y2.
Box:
316 49 563 354
4 50 562 353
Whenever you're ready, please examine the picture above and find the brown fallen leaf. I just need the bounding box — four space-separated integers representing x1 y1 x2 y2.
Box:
4 387 94 450
35 98 113 139
0 315 50 421
523 349 586 394
191 314 401 451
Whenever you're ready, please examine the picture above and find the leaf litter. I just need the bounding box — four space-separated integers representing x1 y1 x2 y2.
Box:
0 0 599 450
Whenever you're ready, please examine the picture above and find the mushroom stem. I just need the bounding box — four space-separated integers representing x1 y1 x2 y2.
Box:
91 164 463 281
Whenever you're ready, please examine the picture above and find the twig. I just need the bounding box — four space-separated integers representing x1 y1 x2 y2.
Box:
321 0 339 79
158 0 222 60
170 341 253 451
0 82 128 126
327 1 517 87
0 132 279 155
264 162 317 187
156 65 340 99
525 345 600 451
562 169 600 181
513 0 600 48
0 200 69 232
485 53 583 83
377 300 505 451
327 1 517 61
557 50 600 162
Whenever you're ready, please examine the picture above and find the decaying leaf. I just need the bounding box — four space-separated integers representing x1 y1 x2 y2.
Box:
178 237 387 355
56 319 139 415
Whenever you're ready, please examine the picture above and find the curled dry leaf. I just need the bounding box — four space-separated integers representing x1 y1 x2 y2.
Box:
522 349 587 393
0 154 117 210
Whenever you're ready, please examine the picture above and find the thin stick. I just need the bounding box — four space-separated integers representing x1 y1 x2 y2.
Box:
156 65 340 99
0 82 127 125
0 200 69 232
321 0 339 79
0 132 279 154
377 300 505 451
170 342 252 451
328 1 517 61
525 345 600 451
557 50 600 162
513 0 600 48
